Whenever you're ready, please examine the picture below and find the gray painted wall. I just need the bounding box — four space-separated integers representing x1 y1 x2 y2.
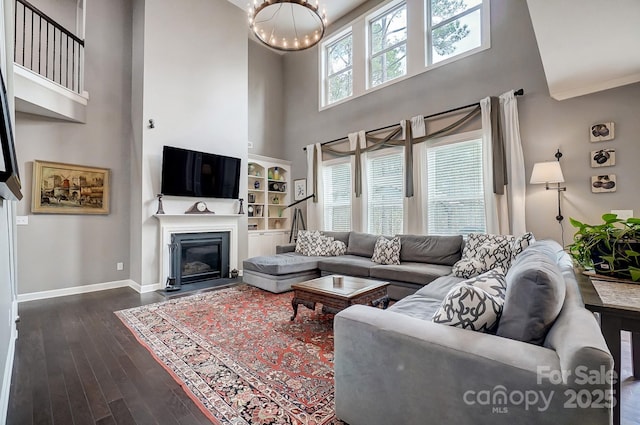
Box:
31 0 80 36
281 0 640 244
15 0 133 294
248 40 285 159
134 0 248 287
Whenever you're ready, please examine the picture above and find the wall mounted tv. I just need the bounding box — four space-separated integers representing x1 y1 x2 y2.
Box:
161 146 241 199
0 69 22 201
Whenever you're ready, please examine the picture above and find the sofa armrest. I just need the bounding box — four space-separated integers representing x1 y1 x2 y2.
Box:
334 305 611 425
276 243 296 254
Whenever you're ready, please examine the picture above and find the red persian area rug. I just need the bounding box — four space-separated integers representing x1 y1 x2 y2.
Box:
116 284 343 425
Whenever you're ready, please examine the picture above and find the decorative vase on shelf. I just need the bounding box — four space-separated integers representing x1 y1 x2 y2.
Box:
268 169 274 180
254 180 260 189
273 167 280 181
248 164 255 175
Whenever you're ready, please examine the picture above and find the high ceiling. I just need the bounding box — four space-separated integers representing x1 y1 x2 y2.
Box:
527 0 640 100
231 1 640 101
227 0 368 45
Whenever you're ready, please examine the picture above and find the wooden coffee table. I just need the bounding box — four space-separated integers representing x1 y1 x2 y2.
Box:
290 275 390 321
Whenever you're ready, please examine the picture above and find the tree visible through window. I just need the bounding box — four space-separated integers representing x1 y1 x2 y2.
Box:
370 3 407 87
430 0 483 64
326 33 353 104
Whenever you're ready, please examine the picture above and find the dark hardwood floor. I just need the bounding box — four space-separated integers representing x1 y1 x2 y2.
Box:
6 287 640 424
7 287 212 425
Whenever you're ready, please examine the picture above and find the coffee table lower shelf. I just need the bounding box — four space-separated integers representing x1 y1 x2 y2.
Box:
290 275 390 321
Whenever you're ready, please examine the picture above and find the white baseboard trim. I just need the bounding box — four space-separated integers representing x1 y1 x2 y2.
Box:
0 300 18 424
128 281 162 294
17 279 136 302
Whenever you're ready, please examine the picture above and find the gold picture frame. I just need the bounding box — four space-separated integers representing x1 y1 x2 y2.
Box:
32 160 110 214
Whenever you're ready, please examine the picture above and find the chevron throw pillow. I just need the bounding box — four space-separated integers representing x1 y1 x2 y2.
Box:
371 236 401 265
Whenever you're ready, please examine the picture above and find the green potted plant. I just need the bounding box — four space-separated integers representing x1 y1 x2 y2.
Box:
568 213 640 281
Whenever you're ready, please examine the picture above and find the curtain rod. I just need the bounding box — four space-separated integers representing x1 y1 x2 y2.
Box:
302 88 524 151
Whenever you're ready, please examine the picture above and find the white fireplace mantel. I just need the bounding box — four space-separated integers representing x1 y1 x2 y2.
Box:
154 214 241 288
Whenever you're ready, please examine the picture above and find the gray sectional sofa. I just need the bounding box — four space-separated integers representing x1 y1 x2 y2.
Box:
334 240 614 425
242 231 463 300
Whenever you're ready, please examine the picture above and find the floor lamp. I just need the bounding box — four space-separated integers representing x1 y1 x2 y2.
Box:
284 194 315 243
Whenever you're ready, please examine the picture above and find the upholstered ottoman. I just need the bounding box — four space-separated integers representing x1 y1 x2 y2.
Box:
242 253 322 293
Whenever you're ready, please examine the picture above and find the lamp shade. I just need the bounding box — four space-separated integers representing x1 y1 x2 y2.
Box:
530 161 565 184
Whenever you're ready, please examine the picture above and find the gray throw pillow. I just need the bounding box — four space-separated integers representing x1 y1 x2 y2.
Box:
496 250 566 345
346 232 381 257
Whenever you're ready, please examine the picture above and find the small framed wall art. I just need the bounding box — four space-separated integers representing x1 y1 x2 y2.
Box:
591 174 616 193
590 122 615 142
294 178 307 201
32 160 110 214
591 149 615 168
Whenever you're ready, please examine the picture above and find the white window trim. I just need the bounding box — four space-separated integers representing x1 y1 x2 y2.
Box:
422 129 484 234
320 27 354 107
319 0 490 111
367 0 408 89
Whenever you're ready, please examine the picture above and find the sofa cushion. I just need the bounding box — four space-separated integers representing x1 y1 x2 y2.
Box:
318 255 378 277
346 232 381 257
414 275 465 299
371 236 401 265
322 231 350 246
496 249 566 345
398 234 463 266
243 253 322 275
432 284 504 332
369 262 452 285
387 294 443 321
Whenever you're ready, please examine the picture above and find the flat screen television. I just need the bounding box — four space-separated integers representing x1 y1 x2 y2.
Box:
161 145 241 199
0 69 22 201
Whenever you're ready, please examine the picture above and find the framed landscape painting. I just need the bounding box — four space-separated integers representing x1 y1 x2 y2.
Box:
32 160 110 214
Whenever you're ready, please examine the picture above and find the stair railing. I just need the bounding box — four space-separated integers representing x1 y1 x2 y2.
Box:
14 0 85 94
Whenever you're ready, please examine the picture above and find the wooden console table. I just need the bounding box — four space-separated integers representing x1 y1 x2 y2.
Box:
577 272 640 425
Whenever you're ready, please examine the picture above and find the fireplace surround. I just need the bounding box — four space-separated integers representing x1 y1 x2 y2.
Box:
155 214 240 290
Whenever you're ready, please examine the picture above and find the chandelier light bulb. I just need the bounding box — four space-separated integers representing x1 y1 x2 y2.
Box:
248 0 326 52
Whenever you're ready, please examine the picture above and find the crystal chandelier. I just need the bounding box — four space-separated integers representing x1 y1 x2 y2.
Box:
248 0 327 52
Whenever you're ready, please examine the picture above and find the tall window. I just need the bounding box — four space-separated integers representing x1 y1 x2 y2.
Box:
369 2 407 88
325 32 353 105
323 161 352 231
429 0 484 64
367 150 404 235
320 0 489 109
426 137 485 235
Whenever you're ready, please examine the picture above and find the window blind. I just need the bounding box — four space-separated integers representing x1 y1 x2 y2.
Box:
323 162 352 231
426 139 486 235
367 150 404 235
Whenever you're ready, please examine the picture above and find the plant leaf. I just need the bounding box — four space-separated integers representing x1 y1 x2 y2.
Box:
602 213 620 223
569 217 584 229
625 250 640 257
630 268 640 281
